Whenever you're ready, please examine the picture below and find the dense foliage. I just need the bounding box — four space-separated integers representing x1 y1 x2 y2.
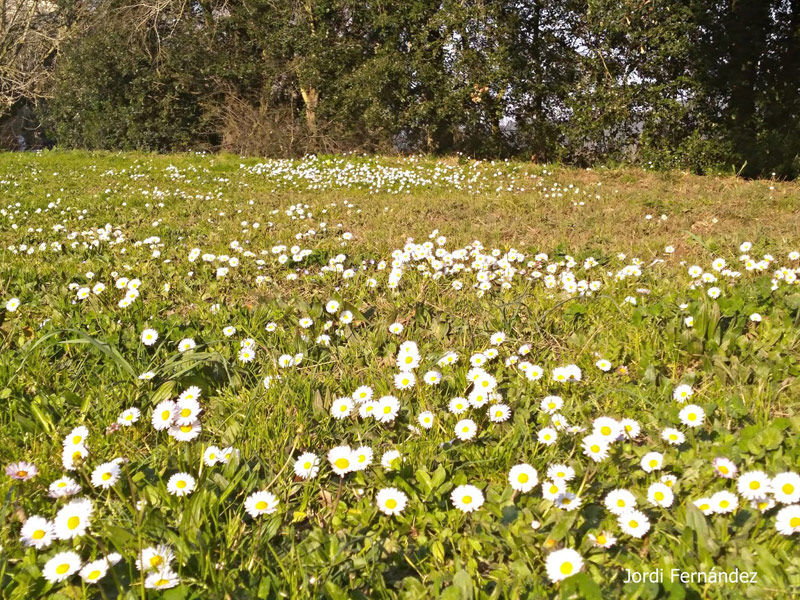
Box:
4 1 800 176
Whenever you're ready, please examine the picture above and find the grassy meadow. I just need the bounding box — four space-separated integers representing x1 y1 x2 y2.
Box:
0 151 799 599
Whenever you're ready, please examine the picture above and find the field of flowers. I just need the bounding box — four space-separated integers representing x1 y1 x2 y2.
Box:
1 151 799 599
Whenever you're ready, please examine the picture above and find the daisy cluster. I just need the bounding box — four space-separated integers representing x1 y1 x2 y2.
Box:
1 155 799 597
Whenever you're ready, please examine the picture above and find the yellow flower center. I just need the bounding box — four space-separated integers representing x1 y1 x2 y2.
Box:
719 465 728 474
601 426 611 435
180 408 191 417
33 530 45 540
699 503 709 511
73 436 82 444
176 480 186 489
335 458 349 470
790 517 800 527
16 470 27 477
783 483 794 495
150 556 163 567
88 570 101 580
155 579 170 587
462 495 472 504
590 444 599 453
596 535 606 545
629 520 638 528
560 562 573 575
303 461 311 469
67 516 80 529
655 491 664 501
720 500 729 508
162 410 171 420
518 474 529 483
180 425 192 433
649 460 657 467
617 500 625 507
385 499 397 509
102 472 112 481
56 563 70 575
255 501 268 510
749 481 760 490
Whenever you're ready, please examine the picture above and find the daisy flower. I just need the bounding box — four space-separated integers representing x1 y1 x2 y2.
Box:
451 485 484 512
711 490 738 513
328 446 354 476
596 359 612 371
203 446 222 466
80 560 109 584
43 551 82 583
540 395 563 414
581 435 609 462
91 461 121 489
647 482 674 507
117 407 141 426
593 417 621 441
166 473 196 497
488 404 511 423
736 471 771 500
376 396 400 423
661 428 685 445
20 515 54 549
555 492 582 511
672 384 694 403
693 497 714 515
245 490 280 517
455 419 478 441
136 545 174 571
547 464 575 482
423 371 442 385
331 397 354 419
293 452 320 479
381 450 402 470
537 427 557 446
771 472 800 504
352 446 373 471
394 371 416 390
144 569 180 589
678 404 705 427
64 425 89 447
641 452 663 473
169 421 201 442
376 488 408 516
620 419 641 439
588 531 617 548
49 476 82 499
775 505 800 535
508 464 538 493
542 480 566 501
178 338 196 352
605 489 637 515
6 461 38 481
467 388 489 408
141 328 158 346
152 400 176 430
388 322 404 335
418 411 434 429
713 457 737 479
352 386 373 404
448 397 468 415
618 509 650 538
54 497 93 539
545 548 583 583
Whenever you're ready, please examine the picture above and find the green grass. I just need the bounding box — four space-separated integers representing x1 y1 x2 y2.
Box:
0 150 799 600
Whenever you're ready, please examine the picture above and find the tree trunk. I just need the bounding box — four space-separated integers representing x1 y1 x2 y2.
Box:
300 86 318 137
